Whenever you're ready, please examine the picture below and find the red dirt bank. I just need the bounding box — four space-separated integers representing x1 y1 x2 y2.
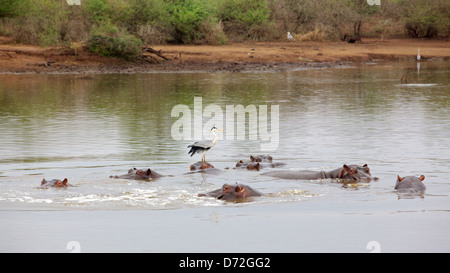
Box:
0 38 449 73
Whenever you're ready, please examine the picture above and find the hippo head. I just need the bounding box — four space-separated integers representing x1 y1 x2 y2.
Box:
217 184 244 200
339 164 374 182
250 155 273 163
111 167 163 180
200 183 262 201
247 162 260 171
135 168 152 178
126 168 156 180
395 175 426 190
397 175 425 183
55 178 69 187
40 178 69 188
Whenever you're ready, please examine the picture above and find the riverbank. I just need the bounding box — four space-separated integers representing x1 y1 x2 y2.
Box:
0 38 449 74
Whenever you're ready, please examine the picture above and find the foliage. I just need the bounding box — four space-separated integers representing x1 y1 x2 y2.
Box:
0 0 449 55
166 0 212 43
0 0 21 17
88 23 143 60
399 0 450 38
218 0 270 40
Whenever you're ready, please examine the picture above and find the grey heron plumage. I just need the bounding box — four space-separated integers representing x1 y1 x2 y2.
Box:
187 126 224 167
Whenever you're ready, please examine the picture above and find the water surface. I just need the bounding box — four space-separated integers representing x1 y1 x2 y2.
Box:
0 60 449 252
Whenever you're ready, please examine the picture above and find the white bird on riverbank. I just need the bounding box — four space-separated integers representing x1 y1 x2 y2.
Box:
287 32 294 41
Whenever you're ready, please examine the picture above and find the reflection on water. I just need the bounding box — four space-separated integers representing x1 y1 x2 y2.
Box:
1 60 450 252
0 60 449 209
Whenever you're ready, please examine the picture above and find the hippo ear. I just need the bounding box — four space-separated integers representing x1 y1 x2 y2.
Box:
41 178 46 185
419 175 425 181
397 175 403 182
62 178 68 186
235 185 244 193
255 162 260 171
250 155 255 162
146 169 152 176
339 165 349 178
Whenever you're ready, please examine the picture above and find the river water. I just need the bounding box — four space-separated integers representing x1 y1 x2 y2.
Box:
0 60 449 252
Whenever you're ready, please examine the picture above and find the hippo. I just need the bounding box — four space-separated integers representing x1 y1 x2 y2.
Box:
39 178 72 189
235 161 286 171
262 164 377 182
184 167 223 176
250 155 273 163
198 183 262 201
110 168 163 180
395 175 426 194
234 155 285 171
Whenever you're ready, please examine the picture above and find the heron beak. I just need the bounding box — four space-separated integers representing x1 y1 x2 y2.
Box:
217 129 225 133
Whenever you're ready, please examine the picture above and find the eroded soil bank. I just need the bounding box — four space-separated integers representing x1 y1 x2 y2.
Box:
0 38 449 73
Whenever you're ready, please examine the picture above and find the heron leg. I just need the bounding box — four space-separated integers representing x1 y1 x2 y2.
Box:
202 151 207 168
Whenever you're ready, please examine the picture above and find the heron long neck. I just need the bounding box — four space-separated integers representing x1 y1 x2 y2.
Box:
211 131 218 146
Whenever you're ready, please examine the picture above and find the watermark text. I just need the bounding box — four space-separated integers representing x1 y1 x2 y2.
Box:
171 97 279 151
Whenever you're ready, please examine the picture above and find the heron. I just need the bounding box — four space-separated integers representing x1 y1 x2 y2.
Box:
417 48 421 61
187 126 225 168
287 32 294 41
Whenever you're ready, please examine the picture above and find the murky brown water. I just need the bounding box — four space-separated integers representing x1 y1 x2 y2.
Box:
0 60 449 252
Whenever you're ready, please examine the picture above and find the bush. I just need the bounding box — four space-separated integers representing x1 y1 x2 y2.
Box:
84 0 108 23
0 0 21 17
126 0 173 44
218 0 270 40
197 20 228 45
399 0 450 38
88 23 143 60
166 0 212 43
2 0 450 51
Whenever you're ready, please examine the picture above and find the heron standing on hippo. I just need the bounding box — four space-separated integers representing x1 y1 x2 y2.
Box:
187 126 225 169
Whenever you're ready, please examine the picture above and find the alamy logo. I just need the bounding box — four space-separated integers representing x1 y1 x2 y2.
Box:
171 97 279 151
367 0 381 5
66 0 81 5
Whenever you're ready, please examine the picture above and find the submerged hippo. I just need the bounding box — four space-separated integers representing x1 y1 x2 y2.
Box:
190 161 214 171
110 168 163 180
235 161 286 171
250 155 273 163
39 178 72 189
395 175 426 194
198 183 262 201
262 164 377 182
